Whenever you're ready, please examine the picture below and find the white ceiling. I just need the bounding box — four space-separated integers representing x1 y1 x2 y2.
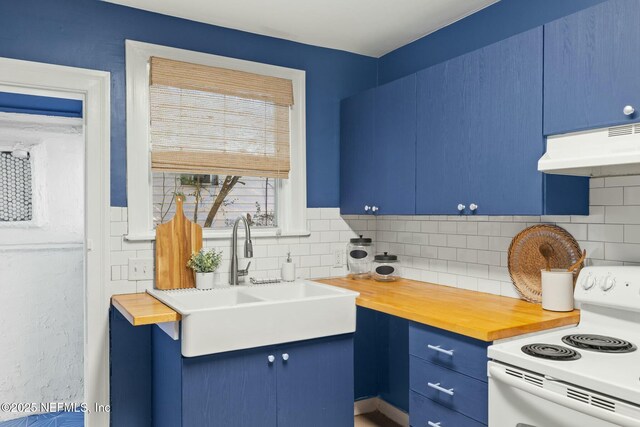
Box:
105 0 499 57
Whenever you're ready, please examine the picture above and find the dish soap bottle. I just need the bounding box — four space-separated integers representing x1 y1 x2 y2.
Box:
281 252 296 282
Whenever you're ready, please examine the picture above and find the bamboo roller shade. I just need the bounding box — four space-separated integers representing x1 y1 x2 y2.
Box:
149 56 293 179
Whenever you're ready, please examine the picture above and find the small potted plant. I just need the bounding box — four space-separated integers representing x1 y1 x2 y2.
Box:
187 248 223 290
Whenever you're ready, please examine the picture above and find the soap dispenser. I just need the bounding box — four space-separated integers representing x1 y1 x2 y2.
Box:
281 252 296 282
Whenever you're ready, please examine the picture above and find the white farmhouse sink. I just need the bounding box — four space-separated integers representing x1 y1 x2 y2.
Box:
147 280 358 357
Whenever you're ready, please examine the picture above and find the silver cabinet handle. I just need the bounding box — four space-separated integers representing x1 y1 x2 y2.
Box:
282 353 289 361
364 205 371 212
268 355 275 363
427 344 454 356
623 105 635 116
469 203 478 212
457 204 466 212
428 422 442 427
428 382 454 396
371 206 379 213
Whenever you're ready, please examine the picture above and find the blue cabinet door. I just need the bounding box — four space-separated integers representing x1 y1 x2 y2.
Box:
465 27 546 215
340 89 375 215
544 0 640 135
373 74 416 214
276 335 354 427
416 56 472 215
415 27 584 215
182 347 277 427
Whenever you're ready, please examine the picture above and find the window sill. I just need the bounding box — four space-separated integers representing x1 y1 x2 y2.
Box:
125 228 311 242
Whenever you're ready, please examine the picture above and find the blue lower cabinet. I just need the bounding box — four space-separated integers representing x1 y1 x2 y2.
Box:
181 345 278 427
410 357 487 424
410 391 485 427
409 322 489 382
153 327 354 427
276 335 354 427
409 322 489 426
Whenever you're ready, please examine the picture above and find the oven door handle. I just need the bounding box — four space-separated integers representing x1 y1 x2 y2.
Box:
489 365 640 427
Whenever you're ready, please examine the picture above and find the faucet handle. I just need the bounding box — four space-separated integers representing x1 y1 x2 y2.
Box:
238 261 252 276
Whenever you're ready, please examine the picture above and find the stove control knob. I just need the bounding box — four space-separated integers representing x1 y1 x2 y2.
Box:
582 273 595 290
601 276 616 292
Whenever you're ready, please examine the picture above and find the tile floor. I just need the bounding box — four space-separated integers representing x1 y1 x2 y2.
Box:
355 411 401 427
0 411 83 427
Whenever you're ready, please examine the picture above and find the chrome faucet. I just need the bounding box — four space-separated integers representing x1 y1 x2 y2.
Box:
230 215 253 285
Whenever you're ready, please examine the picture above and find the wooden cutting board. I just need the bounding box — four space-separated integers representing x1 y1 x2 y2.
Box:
155 195 203 290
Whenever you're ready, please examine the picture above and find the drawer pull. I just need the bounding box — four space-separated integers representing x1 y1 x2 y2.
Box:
427 382 455 396
428 422 442 427
427 344 454 356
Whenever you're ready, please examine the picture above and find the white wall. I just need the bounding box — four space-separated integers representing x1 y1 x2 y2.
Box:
0 247 84 421
0 114 84 421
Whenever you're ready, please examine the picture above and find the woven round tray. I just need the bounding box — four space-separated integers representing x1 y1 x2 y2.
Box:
507 224 583 303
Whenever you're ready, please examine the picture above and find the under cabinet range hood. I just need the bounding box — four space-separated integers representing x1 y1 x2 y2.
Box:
539 123 640 177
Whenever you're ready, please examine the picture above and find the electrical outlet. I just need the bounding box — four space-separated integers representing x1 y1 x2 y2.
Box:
128 258 154 281
333 249 344 267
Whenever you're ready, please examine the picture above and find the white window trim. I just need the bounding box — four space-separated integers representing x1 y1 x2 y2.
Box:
125 40 308 241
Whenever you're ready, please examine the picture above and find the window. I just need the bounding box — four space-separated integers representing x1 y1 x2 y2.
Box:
125 41 307 240
152 173 276 229
0 151 32 222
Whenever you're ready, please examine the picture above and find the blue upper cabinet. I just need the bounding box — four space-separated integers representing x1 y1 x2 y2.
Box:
416 27 588 215
340 76 417 215
340 89 375 215
544 0 640 135
372 75 417 215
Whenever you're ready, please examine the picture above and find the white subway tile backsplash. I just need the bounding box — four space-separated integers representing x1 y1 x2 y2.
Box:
108 176 640 302
605 243 640 262
467 235 489 250
437 247 457 261
625 225 640 243
588 224 624 242
478 222 501 236
438 221 457 234
447 234 467 248
557 223 588 241
624 187 640 205
457 248 477 263
605 175 640 187
606 206 640 224
478 278 501 295
590 187 623 205
458 276 478 291
457 222 478 235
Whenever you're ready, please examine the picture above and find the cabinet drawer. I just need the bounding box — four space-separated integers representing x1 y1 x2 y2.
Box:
410 391 485 427
409 322 489 381
410 356 488 424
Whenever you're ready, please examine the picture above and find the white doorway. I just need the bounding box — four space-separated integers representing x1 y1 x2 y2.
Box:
0 59 110 427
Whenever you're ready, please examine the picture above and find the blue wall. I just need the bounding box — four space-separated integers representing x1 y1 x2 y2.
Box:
0 0 610 207
378 0 608 84
0 0 377 207
0 92 83 118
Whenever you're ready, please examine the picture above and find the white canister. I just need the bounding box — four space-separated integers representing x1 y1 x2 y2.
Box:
195 272 215 290
541 269 575 312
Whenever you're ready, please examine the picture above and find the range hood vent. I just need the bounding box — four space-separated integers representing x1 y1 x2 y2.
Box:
539 124 640 177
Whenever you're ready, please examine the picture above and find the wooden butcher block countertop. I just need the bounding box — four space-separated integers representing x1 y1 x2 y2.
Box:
111 293 181 326
316 277 580 342
112 277 579 341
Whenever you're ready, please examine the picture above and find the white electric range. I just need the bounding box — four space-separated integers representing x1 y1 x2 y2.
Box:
488 266 640 427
